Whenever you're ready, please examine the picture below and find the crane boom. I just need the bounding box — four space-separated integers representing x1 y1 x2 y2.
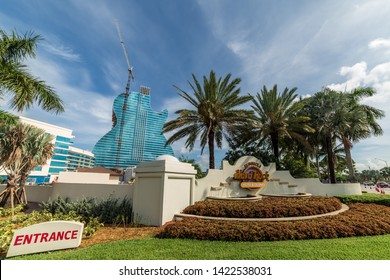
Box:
113 20 135 168
115 20 135 83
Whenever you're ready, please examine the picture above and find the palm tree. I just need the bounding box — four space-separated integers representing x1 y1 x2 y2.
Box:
18 127 54 204
303 88 348 183
340 87 384 182
305 87 384 183
250 85 314 167
0 29 64 118
0 122 54 213
163 70 253 169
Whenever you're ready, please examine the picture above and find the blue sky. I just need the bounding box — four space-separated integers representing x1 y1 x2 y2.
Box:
1 0 390 171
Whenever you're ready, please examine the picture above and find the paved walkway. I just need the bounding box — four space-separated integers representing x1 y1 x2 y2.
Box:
174 204 349 222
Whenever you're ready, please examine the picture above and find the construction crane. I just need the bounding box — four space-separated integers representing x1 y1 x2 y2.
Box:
114 20 134 168
115 20 135 93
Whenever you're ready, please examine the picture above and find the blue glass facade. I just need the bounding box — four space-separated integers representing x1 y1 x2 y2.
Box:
93 89 174 168
67 148 95 171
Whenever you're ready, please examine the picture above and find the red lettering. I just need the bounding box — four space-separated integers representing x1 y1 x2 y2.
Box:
71 230 78 239
40 232 49 243
23 234 33 245
64 231 72 240
33 233 41 243
13 235 24 246
48 232 57 242
57 231 64 240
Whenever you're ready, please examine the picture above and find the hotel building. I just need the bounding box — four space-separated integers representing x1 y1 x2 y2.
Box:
93 86 174 169
67 147 95 171
0 116 94 184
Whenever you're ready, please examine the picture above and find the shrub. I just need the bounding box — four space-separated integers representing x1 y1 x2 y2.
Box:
158 203 390 242
0 204 25 217
40 196 133 225
336 193 390 207
182 196 342 218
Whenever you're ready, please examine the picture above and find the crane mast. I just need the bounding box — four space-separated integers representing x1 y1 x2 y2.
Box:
115 20 134 94
114 20 134 168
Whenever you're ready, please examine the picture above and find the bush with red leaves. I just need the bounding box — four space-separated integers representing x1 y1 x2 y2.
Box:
158 203 390 241
182 196 342 218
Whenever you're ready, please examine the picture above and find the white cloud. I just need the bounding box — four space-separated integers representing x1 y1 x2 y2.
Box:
160 95 194 121
327 61 390 108
16 50 115 150
197 154 209 171
328 62 368 91
327 56 390 172
42 42 81 62
369 38 390 49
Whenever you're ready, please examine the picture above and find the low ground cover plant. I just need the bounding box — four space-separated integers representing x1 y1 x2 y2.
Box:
182 196 342 218
158 203 390 241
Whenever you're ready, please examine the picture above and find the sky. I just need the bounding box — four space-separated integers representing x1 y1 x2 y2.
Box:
1 0 390 172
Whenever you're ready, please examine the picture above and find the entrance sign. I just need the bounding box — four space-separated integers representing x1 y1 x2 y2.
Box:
6 221 84 258
233 162 269 189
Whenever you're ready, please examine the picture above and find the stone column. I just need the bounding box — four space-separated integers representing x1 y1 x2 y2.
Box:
133 155 196 226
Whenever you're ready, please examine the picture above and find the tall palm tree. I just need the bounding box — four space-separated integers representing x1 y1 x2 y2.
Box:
250 85 314 167
340 87 384 182
303 88 348 183
163 70 253 169
0 29 64 118
305 87 384 183
0 122 54 212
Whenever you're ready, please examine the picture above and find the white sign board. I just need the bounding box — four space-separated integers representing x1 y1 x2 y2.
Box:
6 221 84 258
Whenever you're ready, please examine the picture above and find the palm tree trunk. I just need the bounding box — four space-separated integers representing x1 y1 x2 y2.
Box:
325 135 336 183
208 130 215 169
18 174 28 204
10 185 15 216
270 132 279 168
315 148 321 178
342 137 356 182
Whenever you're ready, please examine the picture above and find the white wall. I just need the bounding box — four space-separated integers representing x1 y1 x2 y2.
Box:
57 171 119 184
195 156 361 201
51 183 133 201
0 183 134 204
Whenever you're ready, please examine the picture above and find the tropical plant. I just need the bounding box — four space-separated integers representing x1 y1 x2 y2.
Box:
303 87 384 183
0 122 54 212
303 88 347 183
358 169 381 182
0 29 64 119
248 85 314 167
163 70 253 169
339 87 384 182
178 156 204 179
18 127 54 202
380 167 390 181
223 126 274 166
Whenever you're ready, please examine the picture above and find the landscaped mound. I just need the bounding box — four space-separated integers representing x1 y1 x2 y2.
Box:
157 203 390 241
182 196 342 218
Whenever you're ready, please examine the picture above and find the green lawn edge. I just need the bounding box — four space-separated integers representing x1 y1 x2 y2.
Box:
11 234 390 260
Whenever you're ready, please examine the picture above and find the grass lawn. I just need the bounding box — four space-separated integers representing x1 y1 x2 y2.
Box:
12 234 390 260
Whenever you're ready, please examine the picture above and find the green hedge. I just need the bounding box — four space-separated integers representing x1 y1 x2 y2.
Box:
336 193 390 207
